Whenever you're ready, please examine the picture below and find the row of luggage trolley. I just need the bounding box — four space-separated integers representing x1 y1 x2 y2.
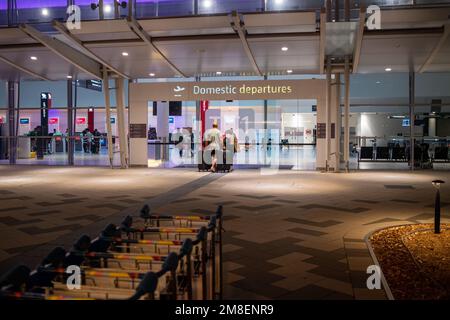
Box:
0 205 224 300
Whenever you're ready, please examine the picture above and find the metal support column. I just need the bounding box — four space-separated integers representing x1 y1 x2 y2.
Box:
264 75 268 131
116 78 129 169
98 0 104 20
344 0 350 22
326 57 332 172
103 71 114 168
326 0 332 22
344 56 350 172
128 0 134 18
195 76 201 122
335 0 340 21
409 70 415 171
114 0 120 19
67 79 74 165
7 81 18 165
335 74 341 172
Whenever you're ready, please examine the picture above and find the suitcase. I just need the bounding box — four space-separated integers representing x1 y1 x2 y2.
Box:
217 150 233 172
197 151 212 172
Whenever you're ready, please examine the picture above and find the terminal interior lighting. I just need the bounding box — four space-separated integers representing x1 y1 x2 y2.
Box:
287 70 293 73
30 56 37 61
281 46 288 51
203 0 212 9
41 8 49 16
385 67 392 72
122 52 129 56
104 4 112 13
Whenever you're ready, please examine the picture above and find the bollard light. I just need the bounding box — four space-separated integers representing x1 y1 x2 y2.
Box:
432 179 445 234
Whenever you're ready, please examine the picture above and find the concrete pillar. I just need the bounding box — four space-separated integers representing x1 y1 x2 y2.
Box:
128 84 148 167
103 71 114 167
116 78 129 168
7 81 18 165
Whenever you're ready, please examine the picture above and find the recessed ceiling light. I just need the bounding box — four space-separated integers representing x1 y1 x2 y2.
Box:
41 8 49 16
287 69 293 73
122 52 129 57
216 71 222 75
376 81 381 84
67 75 73 79
104 4 112 13
149 73 155 77
281 47 288 52
30 56 37 61
385 67 392 72
203 0 212 8
275 0 284 4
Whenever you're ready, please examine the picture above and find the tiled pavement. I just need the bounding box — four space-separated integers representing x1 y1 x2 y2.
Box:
0 165 449 299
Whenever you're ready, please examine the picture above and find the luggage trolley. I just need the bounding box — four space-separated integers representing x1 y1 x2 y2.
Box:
0 205 224 301
0 252 180 300
134 204 223 300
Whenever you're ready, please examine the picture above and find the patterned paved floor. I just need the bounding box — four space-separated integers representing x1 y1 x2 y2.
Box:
0 165 449 299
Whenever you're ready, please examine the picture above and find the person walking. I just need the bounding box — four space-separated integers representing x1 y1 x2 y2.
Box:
205 122 222 172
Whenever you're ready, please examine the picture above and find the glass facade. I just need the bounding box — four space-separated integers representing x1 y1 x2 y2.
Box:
2 0 450 26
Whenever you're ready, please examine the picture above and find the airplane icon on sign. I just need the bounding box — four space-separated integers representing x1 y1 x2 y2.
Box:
174 86 186 92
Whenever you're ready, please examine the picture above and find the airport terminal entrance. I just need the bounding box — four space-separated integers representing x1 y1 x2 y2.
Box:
146 99 318 170
129 79 330 170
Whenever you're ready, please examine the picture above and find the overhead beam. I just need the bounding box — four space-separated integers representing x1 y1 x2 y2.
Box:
352 7 366 73
319 8 326 74
52 20 130 79
419 23 450 73
230 11 263 77
19 24 102 79
126 17 187 77
0 55 51 81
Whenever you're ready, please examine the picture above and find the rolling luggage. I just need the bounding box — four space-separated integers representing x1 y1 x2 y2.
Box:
197 151 212 172
217 150 233 173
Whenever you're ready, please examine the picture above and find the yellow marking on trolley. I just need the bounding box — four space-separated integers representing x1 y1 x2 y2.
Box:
159 228 197 233
138 240 181 246
47 296 95 300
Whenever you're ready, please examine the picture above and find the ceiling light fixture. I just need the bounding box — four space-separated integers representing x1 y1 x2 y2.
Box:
203 0 212 8
122 52 129 57
287 69 293 73
385 67 392 72
281 47 288 52
30 56 37 61
42 8 49 16
216 71 222 75
67 75 73 79
149 73 155 77
104 4 112 13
